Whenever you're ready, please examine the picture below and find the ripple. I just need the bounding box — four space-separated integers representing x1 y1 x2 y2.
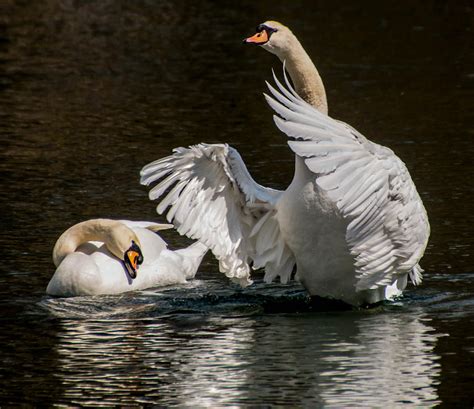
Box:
1 0 473 406
25 280 444 406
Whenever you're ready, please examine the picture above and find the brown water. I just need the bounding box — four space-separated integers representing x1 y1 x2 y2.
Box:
0 1 473 406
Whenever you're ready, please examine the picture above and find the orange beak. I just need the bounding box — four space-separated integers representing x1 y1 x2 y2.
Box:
243 30 269 45
124 241 143 279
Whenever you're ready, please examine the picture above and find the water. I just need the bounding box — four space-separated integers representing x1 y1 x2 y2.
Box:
1 1 473 406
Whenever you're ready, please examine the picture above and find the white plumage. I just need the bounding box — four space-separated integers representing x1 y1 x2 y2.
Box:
140 70 429 306
47 219 208 297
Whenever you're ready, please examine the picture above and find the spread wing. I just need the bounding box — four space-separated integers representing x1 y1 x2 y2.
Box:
140 143 295 285
265 70 430 291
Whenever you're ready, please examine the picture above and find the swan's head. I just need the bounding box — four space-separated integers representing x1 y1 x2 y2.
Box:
244 21 294 59
53 219 144 279
106 222 144 279
119 239 143 279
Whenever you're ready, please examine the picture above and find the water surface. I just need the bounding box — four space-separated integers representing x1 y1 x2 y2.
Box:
0 1 473 406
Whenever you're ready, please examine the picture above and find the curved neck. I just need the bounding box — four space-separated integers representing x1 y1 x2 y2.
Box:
278 37 328 115
52 219 120 267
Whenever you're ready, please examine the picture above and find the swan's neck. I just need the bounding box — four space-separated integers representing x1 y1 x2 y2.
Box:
278 39 328 115
52 219 121 267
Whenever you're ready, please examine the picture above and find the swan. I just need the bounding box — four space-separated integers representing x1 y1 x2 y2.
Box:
47 218 208 297
140 21 430 306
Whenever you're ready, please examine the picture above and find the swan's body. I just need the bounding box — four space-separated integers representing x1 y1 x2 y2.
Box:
140 22 429 306
47 219 208 297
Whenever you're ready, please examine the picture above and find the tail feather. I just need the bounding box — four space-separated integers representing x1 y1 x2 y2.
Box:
409 264 423 286
174 241 208 279
119 220 174 232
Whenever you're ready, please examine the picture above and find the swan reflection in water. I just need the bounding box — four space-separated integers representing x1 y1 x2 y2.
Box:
47 295 441 407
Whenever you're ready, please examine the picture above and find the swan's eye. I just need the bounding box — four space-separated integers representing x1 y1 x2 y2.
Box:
256 24 278 35
130 240 143 264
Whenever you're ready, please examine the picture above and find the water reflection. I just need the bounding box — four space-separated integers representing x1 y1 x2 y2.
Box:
316 314 440 406
50 299 441 406
1 0 472 406
246 312 441 407
53 314 255 406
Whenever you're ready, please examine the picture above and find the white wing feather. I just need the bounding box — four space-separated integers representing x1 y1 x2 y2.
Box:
140 143 295 285
266 72 430 291
140 68 429 295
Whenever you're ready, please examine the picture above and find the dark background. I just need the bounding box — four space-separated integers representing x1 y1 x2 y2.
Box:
0 0 473 406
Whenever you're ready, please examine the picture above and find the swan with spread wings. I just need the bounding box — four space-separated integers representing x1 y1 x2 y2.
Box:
140 21 429 306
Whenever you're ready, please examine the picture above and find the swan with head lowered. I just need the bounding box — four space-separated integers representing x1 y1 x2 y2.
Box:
47 219 208 297
140 21 430 306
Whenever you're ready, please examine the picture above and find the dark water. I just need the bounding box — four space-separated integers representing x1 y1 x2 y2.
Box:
1 1 473 406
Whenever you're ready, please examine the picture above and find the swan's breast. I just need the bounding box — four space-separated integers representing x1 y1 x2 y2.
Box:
275 158 356 298
276 157 345 251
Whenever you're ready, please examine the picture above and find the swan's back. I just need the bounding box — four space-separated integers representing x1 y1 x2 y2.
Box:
46 252 103 296
134 228 167 265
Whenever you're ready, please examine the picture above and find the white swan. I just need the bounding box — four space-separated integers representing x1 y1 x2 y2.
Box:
47 219 208 297
140 21 430 306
